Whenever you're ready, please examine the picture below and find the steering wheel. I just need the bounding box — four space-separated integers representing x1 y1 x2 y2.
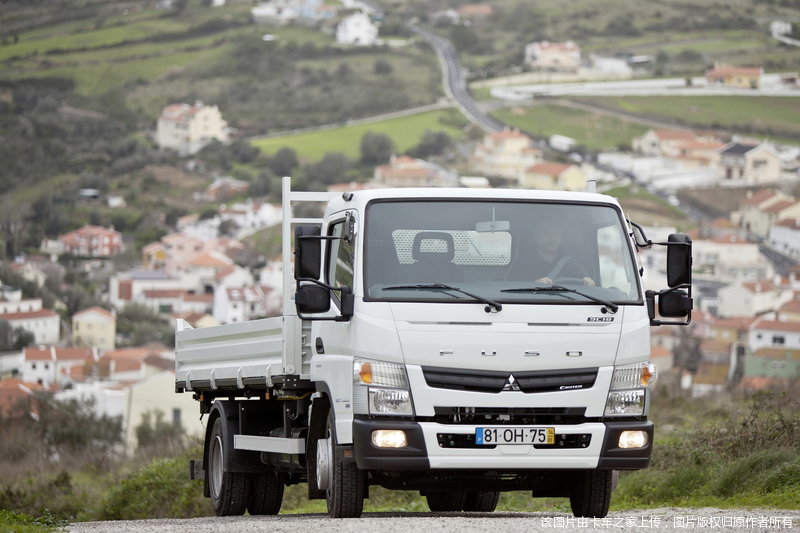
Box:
552 277 586 285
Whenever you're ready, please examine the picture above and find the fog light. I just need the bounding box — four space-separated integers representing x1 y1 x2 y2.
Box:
371 429 407 448
618 430 648 449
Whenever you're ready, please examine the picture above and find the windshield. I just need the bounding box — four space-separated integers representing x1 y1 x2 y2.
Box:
364 200 641 306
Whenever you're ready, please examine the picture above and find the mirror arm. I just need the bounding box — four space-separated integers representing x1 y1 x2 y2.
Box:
627 219 652 248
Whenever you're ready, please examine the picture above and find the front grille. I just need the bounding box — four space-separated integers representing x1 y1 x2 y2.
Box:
437 432 592 449
422 366 598 394
432 406 587 425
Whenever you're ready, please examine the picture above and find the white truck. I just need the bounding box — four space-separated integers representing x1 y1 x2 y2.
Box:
175 177 692 518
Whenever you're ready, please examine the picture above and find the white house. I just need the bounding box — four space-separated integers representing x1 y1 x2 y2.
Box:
156 102 229 156
336 12 379 46
524 41 581 72
213 285 278 324
470 129 541 182
716 280 792 318
218 200 283 239
1 308 60 345
692 236 774 282
749 318 800 352
734 188 794 237
22 347 96 388
769 218 800 259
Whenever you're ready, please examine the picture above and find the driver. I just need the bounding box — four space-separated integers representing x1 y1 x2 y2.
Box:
529 218 595 286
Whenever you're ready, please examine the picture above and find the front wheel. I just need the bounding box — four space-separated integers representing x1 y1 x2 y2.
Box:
208 417 249 516
463 491 499 512
318 411 366 518
426 491 465 512
569 469 612 518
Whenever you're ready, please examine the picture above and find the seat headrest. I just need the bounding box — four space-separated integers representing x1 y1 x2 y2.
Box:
412 232 455 262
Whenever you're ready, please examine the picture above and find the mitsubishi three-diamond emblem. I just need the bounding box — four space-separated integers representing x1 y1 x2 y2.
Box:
503 373 521 391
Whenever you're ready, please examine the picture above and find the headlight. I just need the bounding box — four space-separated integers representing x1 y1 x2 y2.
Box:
369 388 413 415
604 389 646 417
354 359 414 416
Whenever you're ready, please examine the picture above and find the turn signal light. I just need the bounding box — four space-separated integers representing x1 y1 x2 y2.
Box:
358 362 373 384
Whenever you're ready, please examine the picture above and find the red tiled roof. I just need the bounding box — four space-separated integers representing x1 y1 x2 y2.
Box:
706 66 762 77
526 162 572 176
741 280 780 293
183 293 213 303
774 218 800 230
751 319 800 333
103 348 151 360
0 309 59 321
711 316 756 330
24 348 53 361
765 200 798 215
73 306 115 320
743 189 777 207
489 129 529 141
0 378 43 417
143 289 184 299
653 129 696 141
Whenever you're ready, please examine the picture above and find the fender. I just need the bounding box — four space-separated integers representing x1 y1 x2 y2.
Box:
205 400 265 476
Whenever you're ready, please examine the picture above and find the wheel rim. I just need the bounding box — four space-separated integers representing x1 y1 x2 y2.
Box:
210 435 224 499
316 434 332 491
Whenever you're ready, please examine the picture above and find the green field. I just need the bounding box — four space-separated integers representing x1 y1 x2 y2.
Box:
250 108 467 161
578 96 800 141
491 104 648 150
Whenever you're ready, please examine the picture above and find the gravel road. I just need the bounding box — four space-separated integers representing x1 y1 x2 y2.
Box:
68 508 800 532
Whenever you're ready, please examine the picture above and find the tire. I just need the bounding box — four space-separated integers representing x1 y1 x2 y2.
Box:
569 469 613 518
322 411 366 518
247 471 284 515
208 417 249 516
463 491 500 512
426 491 466 512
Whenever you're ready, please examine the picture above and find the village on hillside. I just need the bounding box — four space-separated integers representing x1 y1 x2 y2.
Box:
2 2 800 454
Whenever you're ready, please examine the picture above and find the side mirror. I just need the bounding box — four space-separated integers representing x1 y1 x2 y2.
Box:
295 224 321 280
658 289 692 317
666 233 692 287
295 284 330 314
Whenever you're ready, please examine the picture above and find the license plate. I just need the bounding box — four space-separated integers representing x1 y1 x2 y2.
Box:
475 427 555 445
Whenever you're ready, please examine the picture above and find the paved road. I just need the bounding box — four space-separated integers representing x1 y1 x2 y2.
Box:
490 74 800 99
68 508 800 532
410 23 505 133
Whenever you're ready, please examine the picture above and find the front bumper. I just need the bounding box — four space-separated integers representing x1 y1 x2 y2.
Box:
353 417 653 471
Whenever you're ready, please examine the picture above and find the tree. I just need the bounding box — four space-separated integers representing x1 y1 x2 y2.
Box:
359 132 394 166
407 130 452 159
450 25 479 52
268 147 299 177
302 153 352 187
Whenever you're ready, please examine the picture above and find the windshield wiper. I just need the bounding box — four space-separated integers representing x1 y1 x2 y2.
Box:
383 283 502 313
501 285 618 314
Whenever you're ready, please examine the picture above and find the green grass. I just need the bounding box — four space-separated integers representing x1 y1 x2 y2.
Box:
0 511 64 533
491 104 648 150
578 96 800 141
250 108 467 161
0 14 188 62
